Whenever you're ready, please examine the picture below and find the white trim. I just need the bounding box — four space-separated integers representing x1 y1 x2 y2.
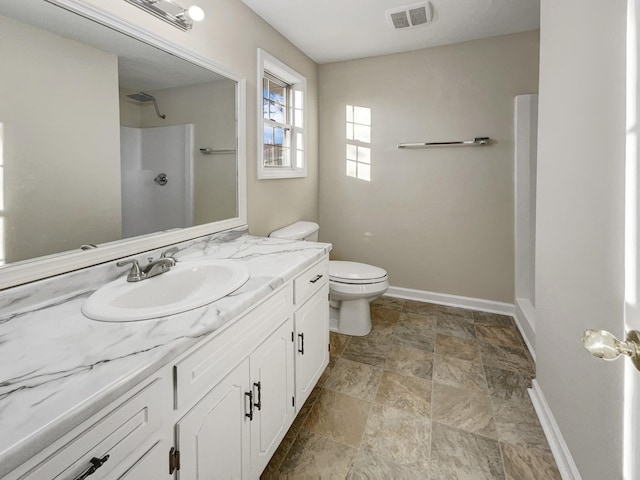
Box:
529 380 583 480
257 48 307 179
515 297 537 361
386 285 515 315
0 0 247 290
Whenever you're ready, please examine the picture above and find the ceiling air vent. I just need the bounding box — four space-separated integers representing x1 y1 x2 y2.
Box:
386 1 434 30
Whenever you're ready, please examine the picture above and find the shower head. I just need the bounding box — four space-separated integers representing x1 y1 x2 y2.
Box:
126 91 156 102
126 91 166 119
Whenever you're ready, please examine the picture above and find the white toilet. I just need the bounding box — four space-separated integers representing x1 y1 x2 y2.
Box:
269 221 388 336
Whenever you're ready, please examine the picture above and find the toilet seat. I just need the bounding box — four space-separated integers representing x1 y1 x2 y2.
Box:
329 261 387 285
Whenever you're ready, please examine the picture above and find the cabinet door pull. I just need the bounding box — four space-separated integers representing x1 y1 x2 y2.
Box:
74 455 110 480
253 382 262 410
245 391 254 421
298 332 305 355
309 274 323 284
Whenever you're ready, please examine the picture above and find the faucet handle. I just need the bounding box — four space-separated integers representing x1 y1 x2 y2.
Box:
161 247 179 261
116 259 144 282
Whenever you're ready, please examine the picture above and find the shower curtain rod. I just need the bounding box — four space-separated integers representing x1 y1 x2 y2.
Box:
397 137 490 148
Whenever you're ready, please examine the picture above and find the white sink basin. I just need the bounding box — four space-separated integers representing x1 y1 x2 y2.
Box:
82 259 250 322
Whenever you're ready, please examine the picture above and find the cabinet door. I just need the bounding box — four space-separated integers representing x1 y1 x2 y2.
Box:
250 316 295 477
176 358 251 480
294 283 329 410
116 440 166 480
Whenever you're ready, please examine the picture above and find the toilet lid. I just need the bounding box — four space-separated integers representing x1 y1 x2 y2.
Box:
329 261 388 284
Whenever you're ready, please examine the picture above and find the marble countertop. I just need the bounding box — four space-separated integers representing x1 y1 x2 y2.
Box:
0 229 331 476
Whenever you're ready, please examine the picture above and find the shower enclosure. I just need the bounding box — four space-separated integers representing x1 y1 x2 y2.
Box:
120 124 194 238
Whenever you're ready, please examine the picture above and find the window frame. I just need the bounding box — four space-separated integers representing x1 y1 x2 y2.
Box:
257 48 307 179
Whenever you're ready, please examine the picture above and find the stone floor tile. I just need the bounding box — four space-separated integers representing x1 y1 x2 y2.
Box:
371 305 401 324
303 388 371 447
324 358 384 401
476 323 524 350
492 397 550 449
433 354 488 391
329 332 350 358
385 344 433 380
371 295 404 310
479 342 535 376
432 382 498 439
474 311 515 327
437 314 477 340
360 403 431 469
375 370 431 417
349 445 431 479
484 365 532 402
430 422 505 480
277 428 358 478
342 337 392 367
394 313 436 352
435 334 481 362
501 443 562 480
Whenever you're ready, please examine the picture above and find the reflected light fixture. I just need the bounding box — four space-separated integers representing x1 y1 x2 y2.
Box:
125 0 205 31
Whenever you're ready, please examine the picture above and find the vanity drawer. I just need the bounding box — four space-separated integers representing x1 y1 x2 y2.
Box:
174 284 293 411
10 376 166 480
294 259 329 306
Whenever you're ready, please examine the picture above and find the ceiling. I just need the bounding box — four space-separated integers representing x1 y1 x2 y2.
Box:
240 0 540 64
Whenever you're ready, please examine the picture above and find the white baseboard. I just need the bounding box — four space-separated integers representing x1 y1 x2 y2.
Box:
515 297 536 362
386 286 515 316
529 380 582 480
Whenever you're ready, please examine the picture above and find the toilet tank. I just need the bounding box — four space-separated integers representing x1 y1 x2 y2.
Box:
269 221 319 241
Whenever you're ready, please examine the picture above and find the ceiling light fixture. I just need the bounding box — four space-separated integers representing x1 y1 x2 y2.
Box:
125 0 205 31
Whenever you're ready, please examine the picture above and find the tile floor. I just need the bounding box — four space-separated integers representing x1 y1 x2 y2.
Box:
261 297 561 479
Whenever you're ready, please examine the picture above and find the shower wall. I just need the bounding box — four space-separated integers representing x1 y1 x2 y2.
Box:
120 125 194 238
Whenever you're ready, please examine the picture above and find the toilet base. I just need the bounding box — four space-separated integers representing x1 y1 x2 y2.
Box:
330 298 373 336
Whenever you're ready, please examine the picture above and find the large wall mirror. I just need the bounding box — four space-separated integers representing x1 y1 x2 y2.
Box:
0 0 246 289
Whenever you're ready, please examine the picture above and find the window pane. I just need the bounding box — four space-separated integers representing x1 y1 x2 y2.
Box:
358 163 371 181
296 132 304 150
269 101 285 123
263 78 269 100
270 83 286 104
296 149 304 169
354 106 371 125
273 127 285 145
295 90 303 108
358 146 371 164
264 144 274 166
346 123 354 141
346 160 357 178
354 124 371 143
264 125 274 145
294 108 303 128
346 144 357 160
263 99 270 119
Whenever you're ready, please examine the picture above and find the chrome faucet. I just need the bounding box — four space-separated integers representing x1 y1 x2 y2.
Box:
116 247 179 282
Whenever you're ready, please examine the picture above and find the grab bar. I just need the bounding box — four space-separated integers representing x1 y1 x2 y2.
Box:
397 137 490 149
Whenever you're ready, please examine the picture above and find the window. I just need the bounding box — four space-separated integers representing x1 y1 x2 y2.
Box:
258 49 306 179
346 105 372 182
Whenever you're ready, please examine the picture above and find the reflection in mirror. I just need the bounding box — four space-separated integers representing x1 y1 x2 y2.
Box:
0 1 238 267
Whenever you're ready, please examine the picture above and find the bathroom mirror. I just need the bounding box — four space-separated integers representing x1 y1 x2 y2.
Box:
0 0 246 289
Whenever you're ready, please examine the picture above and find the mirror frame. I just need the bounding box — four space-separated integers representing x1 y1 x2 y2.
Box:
0 0 247 290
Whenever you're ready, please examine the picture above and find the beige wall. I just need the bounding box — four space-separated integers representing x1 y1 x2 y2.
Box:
121 80 238 224
536 0 626 477
318 31 539 303
0 15 121 263
78 0 319 237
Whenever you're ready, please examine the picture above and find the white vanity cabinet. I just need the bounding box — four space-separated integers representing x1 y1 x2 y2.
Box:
4 374 171 480
4 254 330 480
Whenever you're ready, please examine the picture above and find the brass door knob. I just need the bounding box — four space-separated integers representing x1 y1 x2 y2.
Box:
582 329 640 370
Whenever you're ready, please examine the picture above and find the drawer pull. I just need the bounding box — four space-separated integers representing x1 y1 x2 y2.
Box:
74 455 110 480
309 274 323 284
253 382 262 410
245 391 254 421
298 332 305 355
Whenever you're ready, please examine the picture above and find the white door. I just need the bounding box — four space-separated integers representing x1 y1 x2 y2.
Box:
176 358 251 480
249 316 295 477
